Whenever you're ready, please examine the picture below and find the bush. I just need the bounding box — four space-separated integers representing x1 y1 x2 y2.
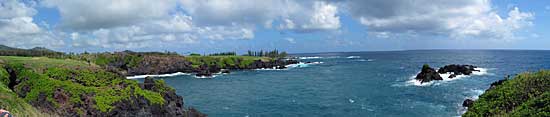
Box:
463 70 550 116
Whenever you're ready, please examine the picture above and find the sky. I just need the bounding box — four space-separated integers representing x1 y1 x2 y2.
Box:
0 0 549 54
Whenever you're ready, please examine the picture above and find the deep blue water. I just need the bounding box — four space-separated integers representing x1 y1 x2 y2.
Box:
140 50 550 116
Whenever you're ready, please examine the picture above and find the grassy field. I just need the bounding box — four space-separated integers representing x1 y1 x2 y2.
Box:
0 56 98 71
463 70 550 116
0 56 170 115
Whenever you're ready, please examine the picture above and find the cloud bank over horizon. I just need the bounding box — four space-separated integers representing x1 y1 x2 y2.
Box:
0 0 546 53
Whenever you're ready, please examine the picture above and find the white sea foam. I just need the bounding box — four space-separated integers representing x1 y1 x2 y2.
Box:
298 56 341 60
402 68 490 86
348 99 355 103
286 62 323 68
193 75 218 79
126 72 190 79
346 56 361 59
299 56 323 60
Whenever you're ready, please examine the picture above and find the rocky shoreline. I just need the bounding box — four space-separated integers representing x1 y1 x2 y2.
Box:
106 54 299 78
415 64 480 84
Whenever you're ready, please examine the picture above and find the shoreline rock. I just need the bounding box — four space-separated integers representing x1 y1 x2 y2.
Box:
415 64 479 83
438 64 479 77
415 64 443 84
462 99 474 108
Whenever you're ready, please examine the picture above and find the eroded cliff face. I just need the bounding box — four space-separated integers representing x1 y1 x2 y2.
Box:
0 57 206 117
101 53 299 77
127 55 195 76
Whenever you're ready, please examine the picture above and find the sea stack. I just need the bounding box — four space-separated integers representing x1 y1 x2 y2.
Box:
437 64 479 78
415 64 443 84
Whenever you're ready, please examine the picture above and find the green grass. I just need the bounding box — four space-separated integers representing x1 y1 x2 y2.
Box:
0 56 95 71
463 70 550 116
0 56 167 114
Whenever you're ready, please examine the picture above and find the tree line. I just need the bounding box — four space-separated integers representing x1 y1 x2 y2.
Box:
245 49 287 58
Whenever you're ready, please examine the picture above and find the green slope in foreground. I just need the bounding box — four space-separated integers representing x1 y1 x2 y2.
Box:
463 70 550 116
0 56 170 116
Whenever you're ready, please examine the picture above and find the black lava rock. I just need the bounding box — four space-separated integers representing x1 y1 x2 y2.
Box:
415 64 443 84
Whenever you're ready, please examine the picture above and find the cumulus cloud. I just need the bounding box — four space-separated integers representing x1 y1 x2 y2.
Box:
70 13 255 49
0 0 538 50
43 0 178 30
340 0 533 39
0 0 63 48
180 0 341 31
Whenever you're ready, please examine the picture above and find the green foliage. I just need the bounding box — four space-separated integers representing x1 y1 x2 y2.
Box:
209 52 237 56
245 49 288 58
0 56 167 115
189 53 201 56
0 81 46 116
463 70 550 116
422 64 430 69
0 45 65 58
510 92 550 116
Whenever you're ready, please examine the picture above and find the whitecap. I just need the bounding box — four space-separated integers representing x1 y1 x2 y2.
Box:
284 62 323 68
346 56 361 59
299 56 323 60
348 99 355 103
126 72 190 79
193 75 218 79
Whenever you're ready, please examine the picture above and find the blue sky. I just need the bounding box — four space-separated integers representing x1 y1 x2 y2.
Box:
0 0 549 54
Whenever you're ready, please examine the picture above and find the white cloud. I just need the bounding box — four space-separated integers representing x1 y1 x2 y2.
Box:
342 0 534 39
50 0 341 49
301 1 340 30
0 0 37 18
180 0 340 31
285 37 296 44
43 0 178 30
0 0 63 49
70 13 254 49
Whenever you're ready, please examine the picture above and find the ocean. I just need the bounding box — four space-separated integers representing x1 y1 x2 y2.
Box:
135 50 550 116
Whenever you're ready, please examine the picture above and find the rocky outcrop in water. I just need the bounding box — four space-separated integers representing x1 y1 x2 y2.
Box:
416 64 480 83
415 64 443 84
437 64 479 78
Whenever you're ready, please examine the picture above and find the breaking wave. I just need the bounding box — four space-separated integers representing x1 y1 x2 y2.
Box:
126 72 191 79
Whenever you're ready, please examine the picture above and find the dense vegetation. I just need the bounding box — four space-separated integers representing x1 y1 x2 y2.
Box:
0 56 171 115
208 52 237 56
245 50 288 58
0 70 46 116
463 70 550 116
0 45 288 72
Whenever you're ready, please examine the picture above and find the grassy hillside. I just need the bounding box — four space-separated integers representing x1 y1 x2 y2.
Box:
0 56 170 115
463 70 550 116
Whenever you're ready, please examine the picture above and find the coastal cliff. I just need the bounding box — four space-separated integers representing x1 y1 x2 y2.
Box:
81 51 298 77
462 70 550 116
0 56 206 116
